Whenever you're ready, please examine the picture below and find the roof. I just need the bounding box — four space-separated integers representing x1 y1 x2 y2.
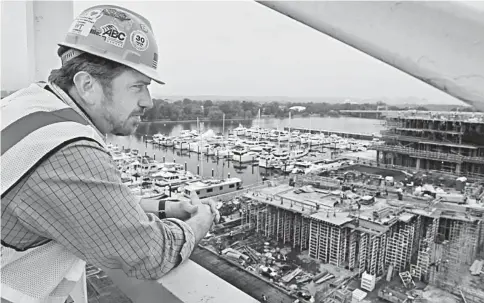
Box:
310 211 355 226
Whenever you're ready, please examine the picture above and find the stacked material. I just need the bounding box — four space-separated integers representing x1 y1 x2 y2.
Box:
470 259 484 275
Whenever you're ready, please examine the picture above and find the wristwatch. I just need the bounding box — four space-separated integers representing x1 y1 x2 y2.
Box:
158 200 167 219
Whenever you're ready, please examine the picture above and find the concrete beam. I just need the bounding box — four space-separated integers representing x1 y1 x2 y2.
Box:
105 259 259 303
1 1 73 90
256 1 484 112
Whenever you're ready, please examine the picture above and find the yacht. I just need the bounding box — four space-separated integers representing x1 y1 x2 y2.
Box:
259 153 275 168
290 148 309 159
231 146 259 162
162 137 174 147
152 171 201 189
233 124 247 136
291 160 313 174
272 149 290 162
174 140 190 150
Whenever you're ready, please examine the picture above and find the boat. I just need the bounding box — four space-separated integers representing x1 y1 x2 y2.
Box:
231 146 258 162
290 148 309 159
183 178 243 199
151 171 201 189
233 124 247 136
259 153 275 168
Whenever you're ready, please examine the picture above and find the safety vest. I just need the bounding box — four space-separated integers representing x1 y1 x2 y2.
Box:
1 82 106 303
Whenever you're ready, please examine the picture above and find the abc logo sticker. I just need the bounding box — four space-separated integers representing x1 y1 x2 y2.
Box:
130 30 149 52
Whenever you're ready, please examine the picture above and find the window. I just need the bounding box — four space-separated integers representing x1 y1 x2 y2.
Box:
220 186 223 190
196 191 200 195
207 188 213 193
229 184 235 188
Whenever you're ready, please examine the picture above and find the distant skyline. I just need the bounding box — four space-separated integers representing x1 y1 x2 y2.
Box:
4 1 483 105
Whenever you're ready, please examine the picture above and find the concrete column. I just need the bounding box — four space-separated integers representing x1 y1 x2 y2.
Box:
416 158 421 170
376 151 380 165
456 163 462 175
1 1 73 90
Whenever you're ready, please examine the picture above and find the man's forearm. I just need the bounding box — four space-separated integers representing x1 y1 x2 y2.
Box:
139 198 178 219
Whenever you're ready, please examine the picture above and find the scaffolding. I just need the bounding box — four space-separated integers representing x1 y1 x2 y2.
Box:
359 233 369 275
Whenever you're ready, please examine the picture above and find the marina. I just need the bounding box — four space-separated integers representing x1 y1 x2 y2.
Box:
106 112 484 303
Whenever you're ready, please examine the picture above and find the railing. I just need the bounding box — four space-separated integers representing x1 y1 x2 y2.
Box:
349 149 484 180
384 111 484 123
104 259 259 303
379 132 474 149
369 144 484 164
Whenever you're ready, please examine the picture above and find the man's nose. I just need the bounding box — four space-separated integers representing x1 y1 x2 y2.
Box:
139 89 153 110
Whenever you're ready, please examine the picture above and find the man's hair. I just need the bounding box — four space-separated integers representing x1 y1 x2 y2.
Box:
48 46 129 95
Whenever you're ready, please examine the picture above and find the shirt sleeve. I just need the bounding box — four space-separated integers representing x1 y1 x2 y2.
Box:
13 140 195 280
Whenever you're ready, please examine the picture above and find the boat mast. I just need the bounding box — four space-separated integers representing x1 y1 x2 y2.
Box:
199 116 204 179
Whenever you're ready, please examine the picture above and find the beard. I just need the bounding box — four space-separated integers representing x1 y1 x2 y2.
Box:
101 94 141 136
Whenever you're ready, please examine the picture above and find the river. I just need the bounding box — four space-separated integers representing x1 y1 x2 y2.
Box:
107 117 384 185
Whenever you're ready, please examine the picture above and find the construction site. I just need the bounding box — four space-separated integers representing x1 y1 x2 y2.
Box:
371 111 484 178
200 164 484 303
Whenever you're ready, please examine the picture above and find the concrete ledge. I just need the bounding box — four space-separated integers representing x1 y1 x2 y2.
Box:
105 259 259 303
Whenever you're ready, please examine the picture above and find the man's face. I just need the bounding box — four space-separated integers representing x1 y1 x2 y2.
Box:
99 69 153 136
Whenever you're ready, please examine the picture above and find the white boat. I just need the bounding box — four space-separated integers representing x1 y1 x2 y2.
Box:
272 149 290 162
290 148 309 159
152 171 201 189
215 147 233 158
162 137 174 147
174 140 190 150
291 160 313 174
233 124 247 136
153 162 185 174
183 178 243 199
259 153 274 168
231 146 258 162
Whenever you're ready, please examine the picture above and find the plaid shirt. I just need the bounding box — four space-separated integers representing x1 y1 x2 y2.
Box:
1 140 195 280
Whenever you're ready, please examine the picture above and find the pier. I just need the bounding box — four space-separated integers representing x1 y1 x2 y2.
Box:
284 127 381 140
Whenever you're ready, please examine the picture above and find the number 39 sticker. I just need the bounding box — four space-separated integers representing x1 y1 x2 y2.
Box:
130 30 149 51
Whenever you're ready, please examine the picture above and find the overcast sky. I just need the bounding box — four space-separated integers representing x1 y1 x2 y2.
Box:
5 1 484 104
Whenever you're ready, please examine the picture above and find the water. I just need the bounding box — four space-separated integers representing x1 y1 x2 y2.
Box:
107 117 384 185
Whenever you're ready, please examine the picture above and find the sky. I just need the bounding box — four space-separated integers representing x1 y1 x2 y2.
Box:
4 0 483 104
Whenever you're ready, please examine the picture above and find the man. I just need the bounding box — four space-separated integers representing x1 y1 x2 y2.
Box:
1 5 218 302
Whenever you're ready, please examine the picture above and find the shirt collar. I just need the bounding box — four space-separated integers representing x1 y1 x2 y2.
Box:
46 82 107 142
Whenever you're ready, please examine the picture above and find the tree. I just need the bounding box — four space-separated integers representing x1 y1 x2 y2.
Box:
207 106 224 120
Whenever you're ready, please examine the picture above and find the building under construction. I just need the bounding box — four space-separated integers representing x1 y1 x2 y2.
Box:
372 111 484 177
241 176 484 302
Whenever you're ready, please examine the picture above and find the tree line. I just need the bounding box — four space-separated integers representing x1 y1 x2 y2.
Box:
142 98 470 122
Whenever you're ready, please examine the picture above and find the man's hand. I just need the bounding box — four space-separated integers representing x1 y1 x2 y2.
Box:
165 199 198 221
200 198 221 224
190 192 220 224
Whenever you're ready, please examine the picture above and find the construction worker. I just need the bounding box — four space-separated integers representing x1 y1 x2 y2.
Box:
1 5 219 302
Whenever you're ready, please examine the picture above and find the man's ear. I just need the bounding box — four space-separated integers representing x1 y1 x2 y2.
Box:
72 71 102 105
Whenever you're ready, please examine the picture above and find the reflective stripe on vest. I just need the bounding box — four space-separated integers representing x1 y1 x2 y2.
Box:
1 83 105 302
1 83 106 197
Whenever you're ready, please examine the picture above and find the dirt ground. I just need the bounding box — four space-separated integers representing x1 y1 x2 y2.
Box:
420 285 460 303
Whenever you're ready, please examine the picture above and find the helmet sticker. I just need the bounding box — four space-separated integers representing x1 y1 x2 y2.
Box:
68 9 103 37
102 8 131 21
140 23 149 33
130 30 149 52
153 53 158 69
100 24 127 48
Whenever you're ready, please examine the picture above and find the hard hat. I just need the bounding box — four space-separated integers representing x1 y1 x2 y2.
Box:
59 5 164 84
